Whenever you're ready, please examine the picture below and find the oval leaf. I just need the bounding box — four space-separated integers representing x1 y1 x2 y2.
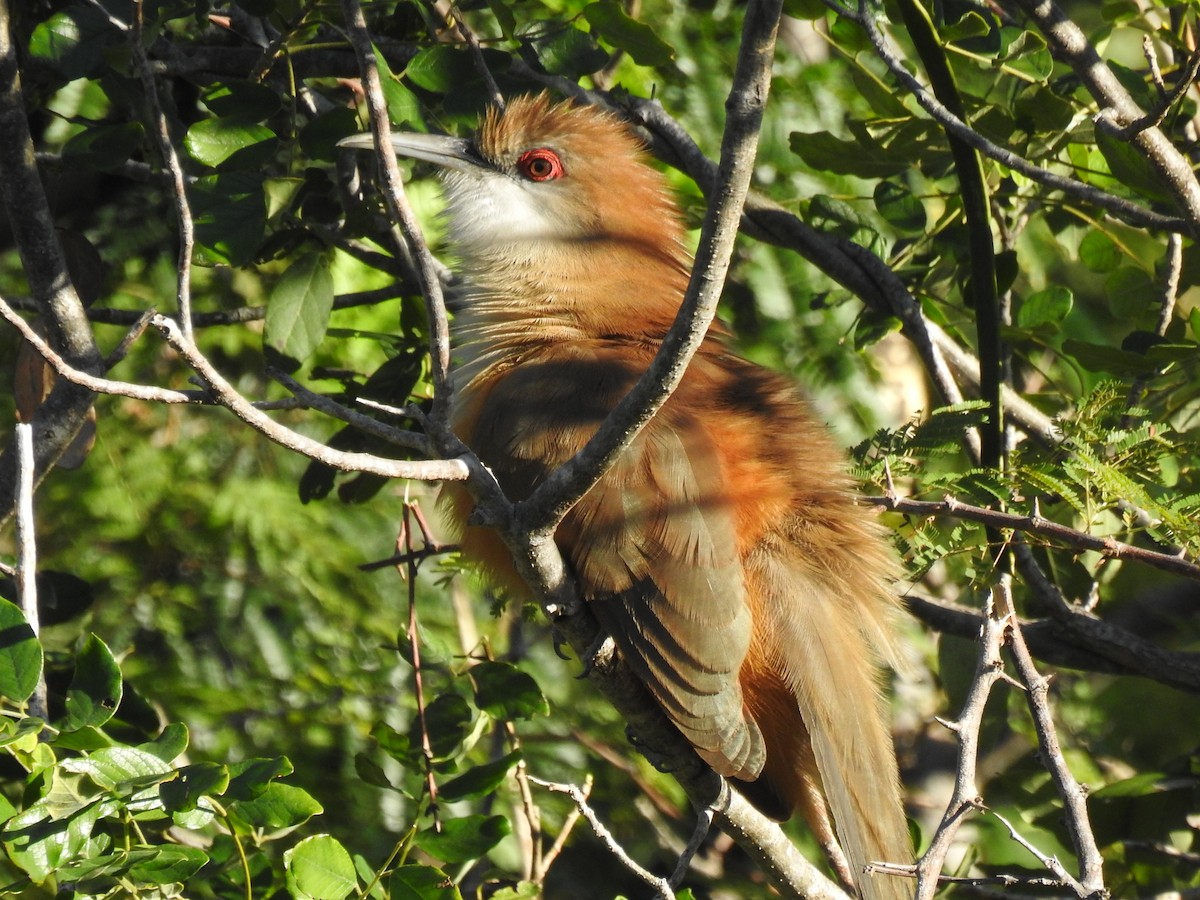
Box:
185 118 278 169
389 863 462 898
417 815 510 864
472 662 548 721
1017 286 1073 329
265 253 335 365
63 634 122 731
439 751 521 802
285 834 357 900
582 1 674 67
0 598 42 705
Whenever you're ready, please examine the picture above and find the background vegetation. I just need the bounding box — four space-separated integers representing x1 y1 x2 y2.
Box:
0 0 1199 897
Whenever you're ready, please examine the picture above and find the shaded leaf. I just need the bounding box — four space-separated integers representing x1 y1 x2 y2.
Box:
583 1 674 67
285 834 357 900
265 253 335 365
417 815 510 864
0 598 42 705
472 662 549 720
439 751 521 802
62 634 122 731
1017 286 1073 329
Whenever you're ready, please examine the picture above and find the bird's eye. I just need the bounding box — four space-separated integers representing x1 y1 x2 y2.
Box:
517 148 564 182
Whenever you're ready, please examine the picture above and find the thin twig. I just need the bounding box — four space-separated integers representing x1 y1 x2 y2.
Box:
339 0 454 413
153 314 470 481
267 368 434 455
915 588 1008 899
1120 46 1200 135
993 577 1106 895
1126 232 1184 414
832 0 1191 233
869 492 1200 581
132 0 196 341
14 424 48 721
538 774 592 877
1008 0 1200 226
432 2 504 109
529 776 677 900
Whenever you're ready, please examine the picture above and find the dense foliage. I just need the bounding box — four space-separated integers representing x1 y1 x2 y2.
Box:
0 0 1199 897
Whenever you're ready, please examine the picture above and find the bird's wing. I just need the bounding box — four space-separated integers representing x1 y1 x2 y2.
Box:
560 410 765 782
463 348 764 781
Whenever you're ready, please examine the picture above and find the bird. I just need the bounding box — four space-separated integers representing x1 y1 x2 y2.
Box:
344 94 911 899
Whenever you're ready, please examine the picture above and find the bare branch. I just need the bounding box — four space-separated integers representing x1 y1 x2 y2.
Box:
529 776 678 899
1007 0 1200 226
152 314 470 482
869 492 1200 581
993 577 1106 894
14 424 48 721
339 0 454 411
840 0 1191 233
132 0 196 341
1014 544 1200 694
915 588 1008 899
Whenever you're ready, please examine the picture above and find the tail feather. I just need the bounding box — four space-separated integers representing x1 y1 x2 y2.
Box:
760 552 911 900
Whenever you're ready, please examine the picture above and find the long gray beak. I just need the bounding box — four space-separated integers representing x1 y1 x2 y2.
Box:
337 131 486 174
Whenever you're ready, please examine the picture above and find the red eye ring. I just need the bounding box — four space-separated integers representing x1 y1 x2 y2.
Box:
517 148 565 182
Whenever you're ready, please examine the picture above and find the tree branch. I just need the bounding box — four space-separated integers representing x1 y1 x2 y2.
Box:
837 0 1192 233
870 492 1200 581
0 0 103 522
1006 0 1200 226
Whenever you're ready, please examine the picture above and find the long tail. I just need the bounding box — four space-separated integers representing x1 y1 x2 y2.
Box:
759 548 912 900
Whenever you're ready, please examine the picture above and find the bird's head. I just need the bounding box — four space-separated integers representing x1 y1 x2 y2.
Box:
341 94 686 263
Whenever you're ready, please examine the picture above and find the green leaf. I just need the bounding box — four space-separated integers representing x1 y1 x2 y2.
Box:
184 118 278 169
940 11 992 42
285 834 358 900
126 845 210 884
873 181 926 233
1096 126 1169 202
1078 229 1121 273
1062 339 1158 375
1104 267 1155 318
225 756 293 801
415 694 474 761
62 123 145 172
472 662 549 720
790 131 909 178
265 253 335 365
2 795 105 883
300 108 362 162
388 864 462 899
375 46 425 129
28 7 120 80
405 45 478 94
439 751 521 802
190 173 267 267
202 81 282 121
139 722 189 764
160 763 229 813
1017 286 1073 329
61 746 173 790
0 598 42 705
228 782 323 831
535 26 609 77
62 634 122 731
583 1 675 67
417 815 510 864
490 883 539 900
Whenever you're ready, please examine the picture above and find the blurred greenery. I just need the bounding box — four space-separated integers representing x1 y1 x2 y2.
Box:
0 0 1198 897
